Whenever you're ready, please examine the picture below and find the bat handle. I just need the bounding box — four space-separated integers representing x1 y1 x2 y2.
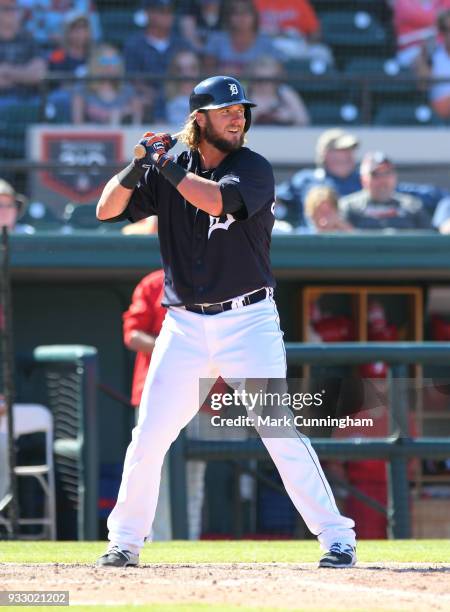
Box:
133 132 181 160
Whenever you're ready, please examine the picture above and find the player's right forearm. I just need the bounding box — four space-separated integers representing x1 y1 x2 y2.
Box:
96 176 133 220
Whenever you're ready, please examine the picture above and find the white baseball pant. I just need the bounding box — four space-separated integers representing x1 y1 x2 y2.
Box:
107 295 355 552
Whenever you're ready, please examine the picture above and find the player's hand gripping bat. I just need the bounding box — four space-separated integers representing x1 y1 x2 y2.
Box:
134 131 181 168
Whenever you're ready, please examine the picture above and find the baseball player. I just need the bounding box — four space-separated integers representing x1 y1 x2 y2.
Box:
96 75 356 569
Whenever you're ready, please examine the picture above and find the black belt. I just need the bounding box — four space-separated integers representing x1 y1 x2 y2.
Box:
184 287 269 315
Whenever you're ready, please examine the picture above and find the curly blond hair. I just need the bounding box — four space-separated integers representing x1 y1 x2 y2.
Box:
178 112 202 151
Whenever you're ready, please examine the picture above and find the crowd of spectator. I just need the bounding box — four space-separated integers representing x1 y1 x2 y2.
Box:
2 0 450 233
0 0 331 125
4 0 450 124
276 127 449 233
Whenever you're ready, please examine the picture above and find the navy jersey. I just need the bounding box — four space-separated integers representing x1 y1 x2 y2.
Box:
110 147 276 306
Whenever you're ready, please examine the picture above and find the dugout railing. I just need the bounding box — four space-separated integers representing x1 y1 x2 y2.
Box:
170 342 450 540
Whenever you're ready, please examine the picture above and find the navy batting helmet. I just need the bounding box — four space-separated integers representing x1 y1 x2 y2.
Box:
189 75 256 132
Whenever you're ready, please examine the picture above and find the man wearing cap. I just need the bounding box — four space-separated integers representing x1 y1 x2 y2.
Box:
0 178 33 234
123 0 192 120
276 128 361 227
95 75 357 569
338 152 432 230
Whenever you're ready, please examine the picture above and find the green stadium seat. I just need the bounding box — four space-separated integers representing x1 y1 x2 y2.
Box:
0 100 42 158
63 202 99 230
98 9 140 50
321 11 388 48
313 0 389 20
373 102 443 126
308 101 362 126
20 201 65 232
63 202 127 232
345 56 399 75
344 57 420 114
286 59 342 91
284 60 353 107
345 57 417 94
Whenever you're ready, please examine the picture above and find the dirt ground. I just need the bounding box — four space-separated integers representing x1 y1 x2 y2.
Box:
1 562 450 610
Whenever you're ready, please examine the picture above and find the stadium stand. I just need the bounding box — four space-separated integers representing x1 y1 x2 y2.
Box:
0 101 42 160
63 202 99 230
373 101 442 126
98 8 140 50
320 11 391 64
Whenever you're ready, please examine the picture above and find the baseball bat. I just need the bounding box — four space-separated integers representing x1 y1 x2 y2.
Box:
134 131 182 160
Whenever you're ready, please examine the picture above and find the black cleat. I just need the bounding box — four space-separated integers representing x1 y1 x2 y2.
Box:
96 545 139 567
319 543 356 568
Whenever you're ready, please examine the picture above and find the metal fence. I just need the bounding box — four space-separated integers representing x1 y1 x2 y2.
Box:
170 342 450 539
10 341 450 540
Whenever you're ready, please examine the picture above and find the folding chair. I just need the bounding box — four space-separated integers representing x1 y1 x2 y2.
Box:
0 404 56 540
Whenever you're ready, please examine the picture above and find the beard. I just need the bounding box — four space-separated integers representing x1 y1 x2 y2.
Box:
202 114 245 153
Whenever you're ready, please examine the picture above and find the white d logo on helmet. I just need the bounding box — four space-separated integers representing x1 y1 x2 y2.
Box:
229 83 239 96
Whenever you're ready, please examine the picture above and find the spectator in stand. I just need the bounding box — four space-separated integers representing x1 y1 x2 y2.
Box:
72 43 143 125
45 12 94 122
0 178 33 234
276 129 361 227
48 12 92 77
179 0 222 52
124 0 191 122
0 0 46 107
428 9 450 118
301 186 353 233
164 49 201 125
339 152 433 230
254 0 333 64
17 0 101 50
247 55 310 126
431 194 450 232
202 0 281 76
391 0 450 69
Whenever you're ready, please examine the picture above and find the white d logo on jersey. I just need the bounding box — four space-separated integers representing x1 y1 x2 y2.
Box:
208 214 236 239
229 83 239 96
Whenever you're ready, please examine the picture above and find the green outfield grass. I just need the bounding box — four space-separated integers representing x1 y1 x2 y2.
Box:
0 539 449 564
